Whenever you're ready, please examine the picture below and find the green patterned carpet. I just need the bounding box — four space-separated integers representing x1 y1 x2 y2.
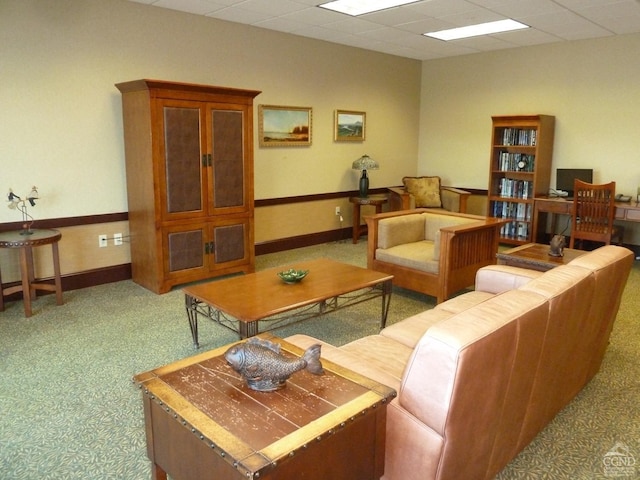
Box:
1 241 638 479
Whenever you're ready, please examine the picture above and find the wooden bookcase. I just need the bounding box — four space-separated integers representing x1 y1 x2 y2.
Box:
116 80 261 294
487 115 555 245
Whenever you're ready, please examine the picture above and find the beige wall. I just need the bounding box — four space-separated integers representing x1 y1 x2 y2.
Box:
0 222 130 283
0 0 420 278
1 0 420 222
418 33 640 242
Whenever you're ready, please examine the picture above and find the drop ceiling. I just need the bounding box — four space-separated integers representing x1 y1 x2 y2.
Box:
128 0 640 60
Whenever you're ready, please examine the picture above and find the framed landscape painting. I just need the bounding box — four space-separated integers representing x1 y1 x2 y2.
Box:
259 105 312 147
335 110 365 142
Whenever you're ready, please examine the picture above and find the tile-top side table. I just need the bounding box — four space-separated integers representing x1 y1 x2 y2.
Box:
0 228 63 317
496 242 586 272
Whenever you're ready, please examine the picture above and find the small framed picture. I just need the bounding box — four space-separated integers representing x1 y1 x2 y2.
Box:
335 110 365 142
258 105 312 147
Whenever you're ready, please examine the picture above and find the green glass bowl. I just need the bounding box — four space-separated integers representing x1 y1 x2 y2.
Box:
277 269 309 284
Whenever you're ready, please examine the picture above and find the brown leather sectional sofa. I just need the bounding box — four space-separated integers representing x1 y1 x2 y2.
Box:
286 245 633 480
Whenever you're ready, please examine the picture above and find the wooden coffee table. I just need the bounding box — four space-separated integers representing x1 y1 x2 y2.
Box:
134 333 396 480
183 258 393 347
496 242 587 272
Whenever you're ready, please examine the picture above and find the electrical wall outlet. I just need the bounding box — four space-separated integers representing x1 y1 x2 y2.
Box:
114 233 123 246
98 234 108 248
335 206 341 216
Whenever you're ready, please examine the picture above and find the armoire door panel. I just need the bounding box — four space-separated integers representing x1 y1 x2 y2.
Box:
211 109 245 209
213 223 246 264
163 106 203 214
167 229 204 272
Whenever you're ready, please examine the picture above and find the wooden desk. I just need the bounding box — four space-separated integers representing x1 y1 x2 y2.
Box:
532 197 640 243
350 195 387 244
133 333 396 480
0 229 63 317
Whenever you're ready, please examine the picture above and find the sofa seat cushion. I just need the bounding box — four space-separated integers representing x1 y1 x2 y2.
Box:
434 290 496 313
376 241 439 274
285 333 412 392
381 309 454 348
380 289 499 349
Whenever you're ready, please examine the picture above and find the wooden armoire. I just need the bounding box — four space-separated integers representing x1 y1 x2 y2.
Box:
116 79 261 294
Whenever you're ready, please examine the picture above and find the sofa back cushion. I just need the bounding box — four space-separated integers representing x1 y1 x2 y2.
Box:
398 290 549 480
516 246 633 448
423 213 476 242
566 246 633 381
377 214 425 249
425 214 477 261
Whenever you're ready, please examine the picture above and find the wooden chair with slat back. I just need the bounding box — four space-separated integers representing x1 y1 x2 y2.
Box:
569 180 624 249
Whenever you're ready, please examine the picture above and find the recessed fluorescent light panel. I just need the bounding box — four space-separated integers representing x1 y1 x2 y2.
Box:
319 0 420 16
425 19 529 41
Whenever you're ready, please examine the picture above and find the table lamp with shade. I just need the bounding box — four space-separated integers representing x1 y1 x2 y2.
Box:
352 154 379 197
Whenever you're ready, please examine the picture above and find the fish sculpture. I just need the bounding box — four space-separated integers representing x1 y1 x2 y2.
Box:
224 337 324 392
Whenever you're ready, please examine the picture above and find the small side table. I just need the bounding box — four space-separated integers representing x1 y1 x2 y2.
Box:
496 243 586 272
350 195 387 244
134 333 395 480
0 228 63 317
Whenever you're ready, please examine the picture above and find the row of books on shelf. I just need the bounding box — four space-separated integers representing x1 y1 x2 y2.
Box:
500 221 530 240
497 178 534 199
500 128 537 146
492 200 532 221
496 152 535 172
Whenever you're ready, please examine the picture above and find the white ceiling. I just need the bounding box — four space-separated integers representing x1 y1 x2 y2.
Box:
128 0 640 60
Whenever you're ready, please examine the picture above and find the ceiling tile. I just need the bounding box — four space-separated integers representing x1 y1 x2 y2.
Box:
151 0 228 15
205 6 273 23
234 0 308 16
126 0 640 60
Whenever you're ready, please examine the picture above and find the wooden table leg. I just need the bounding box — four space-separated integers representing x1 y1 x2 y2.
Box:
0 267 4 311
19 247 33 317
151 464 168 480
51 242 63 306
380 279 392 328
352 203 362 244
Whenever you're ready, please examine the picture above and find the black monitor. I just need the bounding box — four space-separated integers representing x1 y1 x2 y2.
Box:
556 169 593 198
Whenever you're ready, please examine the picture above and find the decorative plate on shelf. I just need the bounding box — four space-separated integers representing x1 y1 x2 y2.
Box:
277 269 309 284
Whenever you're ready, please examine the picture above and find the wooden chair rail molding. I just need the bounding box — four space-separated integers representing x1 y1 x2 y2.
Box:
0 187 490 296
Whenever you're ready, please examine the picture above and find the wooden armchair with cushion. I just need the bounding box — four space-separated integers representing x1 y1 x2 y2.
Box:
365 209 504 303
388 176 471 213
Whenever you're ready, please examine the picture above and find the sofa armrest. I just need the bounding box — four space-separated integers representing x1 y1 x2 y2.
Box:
441 186 470 213
475 264 544 294
388 186 414 211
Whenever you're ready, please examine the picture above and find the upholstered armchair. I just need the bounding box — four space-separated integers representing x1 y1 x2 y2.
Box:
365 209 504 303
388 176 470 213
